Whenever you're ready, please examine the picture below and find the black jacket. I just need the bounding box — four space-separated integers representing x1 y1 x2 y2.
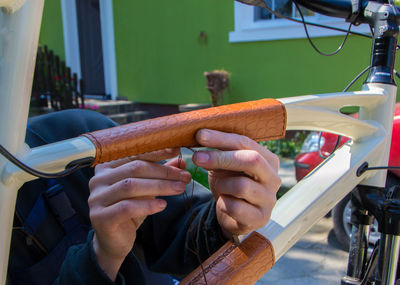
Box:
7 109 226 285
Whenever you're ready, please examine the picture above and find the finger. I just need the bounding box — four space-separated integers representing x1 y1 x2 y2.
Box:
212 176 276 207
91 160 192 187
196 129 279 170
91 198 167 228
165 157 187 170
193 149 281 187
89 178 187 207
217 195 272 234
97 148 181 171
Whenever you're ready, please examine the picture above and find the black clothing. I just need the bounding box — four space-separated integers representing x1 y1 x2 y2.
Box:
7 109 226 284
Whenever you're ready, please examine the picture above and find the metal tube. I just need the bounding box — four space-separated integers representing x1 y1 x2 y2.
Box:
381 235 400 285
1 137 96 185
346 223 370 279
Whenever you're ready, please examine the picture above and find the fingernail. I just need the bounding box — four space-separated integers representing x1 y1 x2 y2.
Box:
196 152 210 164
199 130 210 142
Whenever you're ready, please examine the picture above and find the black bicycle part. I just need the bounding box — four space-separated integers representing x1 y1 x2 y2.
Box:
349 186 400 284
293 0 400 85
359 1 400 84
341 189 375 284
293 0 369 22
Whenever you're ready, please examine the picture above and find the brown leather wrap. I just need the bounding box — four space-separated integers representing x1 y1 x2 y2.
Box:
82 99 286 165
180 232 275 285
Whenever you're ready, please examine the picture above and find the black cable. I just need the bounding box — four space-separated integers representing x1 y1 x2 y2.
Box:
359 241 379 285
0 144 83 179
363 166 400 171
343 65 372 92
357 162 400 176
294 1 353 56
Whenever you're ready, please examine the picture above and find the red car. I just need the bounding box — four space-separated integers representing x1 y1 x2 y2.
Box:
294 103 400 249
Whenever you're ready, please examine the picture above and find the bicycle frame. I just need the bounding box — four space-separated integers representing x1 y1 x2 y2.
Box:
0 0 397 284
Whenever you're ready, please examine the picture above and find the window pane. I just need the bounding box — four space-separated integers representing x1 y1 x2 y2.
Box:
254 1 315 22
255 0 272 21
275 0 292 18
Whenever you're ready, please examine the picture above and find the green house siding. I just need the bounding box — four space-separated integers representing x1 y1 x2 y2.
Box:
39 1 399 104
39 0 64 61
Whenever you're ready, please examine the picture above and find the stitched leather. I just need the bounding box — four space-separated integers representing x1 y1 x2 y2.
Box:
180 232 275 285
82 99 286 165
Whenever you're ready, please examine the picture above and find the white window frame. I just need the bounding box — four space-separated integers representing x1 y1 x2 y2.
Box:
60 0 118 99
229 2 371 43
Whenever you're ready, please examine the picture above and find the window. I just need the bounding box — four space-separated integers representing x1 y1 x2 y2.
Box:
229 1 370 43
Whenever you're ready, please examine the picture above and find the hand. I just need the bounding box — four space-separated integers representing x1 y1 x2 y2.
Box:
192 129 281 236
88 148 191 280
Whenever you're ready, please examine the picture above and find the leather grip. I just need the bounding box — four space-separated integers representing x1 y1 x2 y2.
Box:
180 232 275 285
82 99 286 165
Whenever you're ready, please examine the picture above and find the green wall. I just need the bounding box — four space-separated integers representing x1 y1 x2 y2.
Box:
38 0 399 104
39 0 64 60
113 0 396 105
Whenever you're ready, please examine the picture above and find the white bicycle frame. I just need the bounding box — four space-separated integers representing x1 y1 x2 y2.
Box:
0 1 397 284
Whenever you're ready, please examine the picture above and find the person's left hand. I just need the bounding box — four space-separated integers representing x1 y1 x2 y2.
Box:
192 129 281 236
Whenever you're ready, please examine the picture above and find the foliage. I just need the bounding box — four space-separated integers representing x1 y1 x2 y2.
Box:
187 166 209 188
260 131 308 159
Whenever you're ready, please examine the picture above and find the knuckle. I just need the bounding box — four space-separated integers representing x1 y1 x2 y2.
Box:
88 177 97 192
117 201 133 216
236 178 251 196
128 161 140 173
270 153 280 171
229 202 243 218
121 178 135 193
275 176 282 189
246 150 263 166
270 175 282 193
128 160 146 174
87 194 96 208
89 208 102 225
237 134 250 149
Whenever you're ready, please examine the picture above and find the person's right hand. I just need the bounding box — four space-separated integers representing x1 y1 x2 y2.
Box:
88 148 191 281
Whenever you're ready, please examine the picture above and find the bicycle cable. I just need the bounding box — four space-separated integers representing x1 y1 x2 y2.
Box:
294 1 353 56
0 144 93 179
242 0 400 51
248 0 373 39
357 162 400 176
343 65 372 92
359 241 379 285
362 166 400 171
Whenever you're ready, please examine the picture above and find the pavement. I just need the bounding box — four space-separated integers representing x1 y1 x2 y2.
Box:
258 158 349 285
182 150 350 284
257 217 348 285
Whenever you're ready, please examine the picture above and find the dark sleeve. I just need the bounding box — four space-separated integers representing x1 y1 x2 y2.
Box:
16 109 226 284
54 231 145 285
136 181 228 278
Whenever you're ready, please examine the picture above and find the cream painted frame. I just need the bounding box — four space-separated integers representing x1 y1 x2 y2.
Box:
0 1 397 284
